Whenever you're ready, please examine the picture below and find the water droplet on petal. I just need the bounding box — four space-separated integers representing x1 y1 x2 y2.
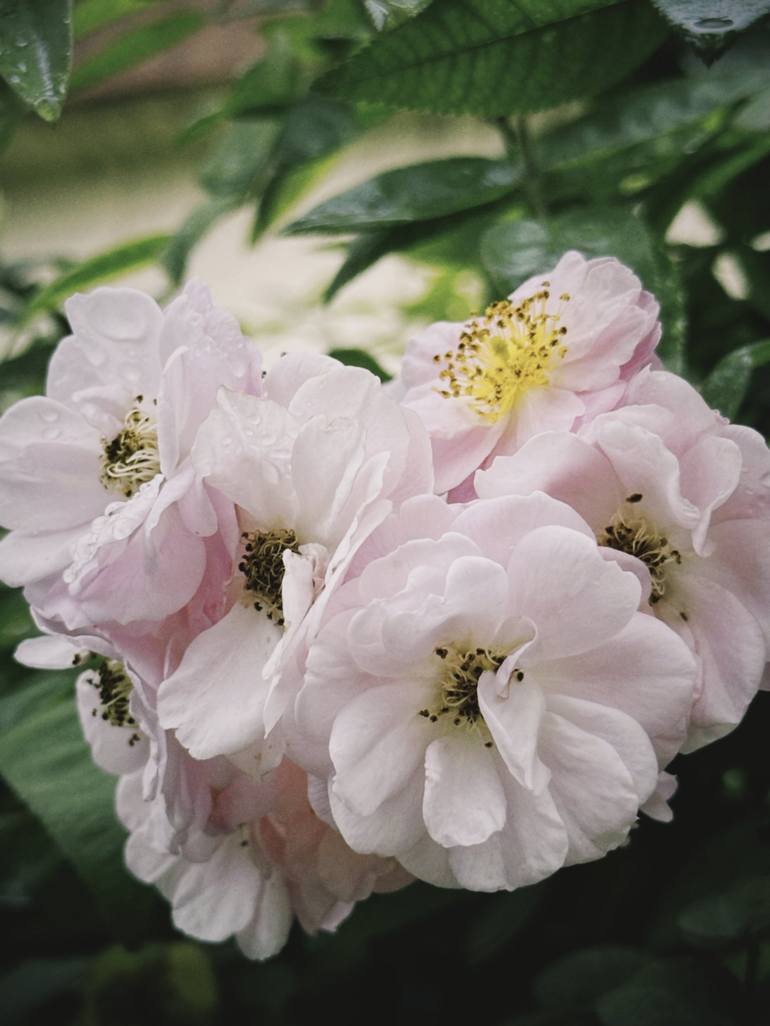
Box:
79 402 101 423
40 408 59 424
88 348 106 367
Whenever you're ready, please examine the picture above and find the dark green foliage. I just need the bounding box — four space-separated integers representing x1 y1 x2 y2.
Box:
700 339 770 419
318 0 668 116
199 120 282 199
678 876 770 949
286 157 521 233
595 959 739 1025
0 673 157 939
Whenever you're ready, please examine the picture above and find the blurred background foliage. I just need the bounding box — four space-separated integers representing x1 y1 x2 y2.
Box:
0 1 769 1023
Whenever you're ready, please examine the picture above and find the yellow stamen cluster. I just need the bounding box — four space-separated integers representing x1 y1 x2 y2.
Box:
419 644 522 748
100 400 160 498
434 284 570 422
239 528 301 627
598 500 682 604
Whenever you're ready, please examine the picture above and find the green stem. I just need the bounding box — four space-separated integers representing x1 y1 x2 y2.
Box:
496 115 547 222
515 116 547 222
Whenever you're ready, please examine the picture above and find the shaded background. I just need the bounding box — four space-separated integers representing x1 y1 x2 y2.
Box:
1 2 769 1023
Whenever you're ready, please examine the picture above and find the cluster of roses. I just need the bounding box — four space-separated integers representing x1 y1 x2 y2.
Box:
1 254 768 959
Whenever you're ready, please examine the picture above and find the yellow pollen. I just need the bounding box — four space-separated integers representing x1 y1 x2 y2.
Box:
434 285 570 422
100 401 160 498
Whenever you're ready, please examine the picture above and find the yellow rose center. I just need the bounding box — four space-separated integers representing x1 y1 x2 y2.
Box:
434 284 570 423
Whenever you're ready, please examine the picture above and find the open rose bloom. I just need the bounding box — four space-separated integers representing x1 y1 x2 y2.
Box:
396 252 661 495
2 256 768 959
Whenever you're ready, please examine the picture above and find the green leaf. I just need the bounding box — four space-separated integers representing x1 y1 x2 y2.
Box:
162 197 237 285
324 199 512 300
700 338 770 418
324 231 397 301
0 81 24 153
70 11 205 93
0 0 73 122
689 133 770 200
534 947 652 1010
286 157 521 234
650 1 770 60
19 234 171 322
273 97 359 168
0 585 35 655
479 208 687 372
736 84 770 131
538 67 767 175
0 674 155 935
651 818 770 950
255 97 361 233
480 217 559 293
596 959 736 1026
328 347 392 380
678 876 770 949
0 957 85 1026
84 943 218 1026
318 0 668 117
0 808 63 905
255 156 334 239
226 31 305 116
362 0 434 31
200 119 281 198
